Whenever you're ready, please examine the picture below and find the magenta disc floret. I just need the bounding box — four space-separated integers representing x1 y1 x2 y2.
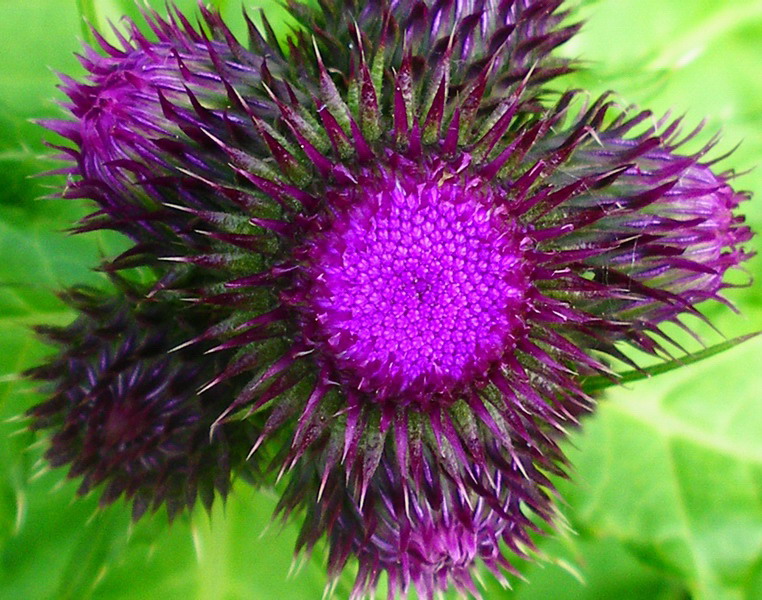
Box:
300 160 529 402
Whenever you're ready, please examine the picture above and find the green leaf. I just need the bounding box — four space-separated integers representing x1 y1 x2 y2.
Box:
560 335 762 600
581 332 761 394
509 536 687 600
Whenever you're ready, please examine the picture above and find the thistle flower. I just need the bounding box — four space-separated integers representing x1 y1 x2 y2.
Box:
40 4 276 265
26 282 258 521
41 0 752 515
279 444 553 600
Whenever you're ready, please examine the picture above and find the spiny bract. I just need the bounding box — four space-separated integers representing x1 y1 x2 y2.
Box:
279 440 555 600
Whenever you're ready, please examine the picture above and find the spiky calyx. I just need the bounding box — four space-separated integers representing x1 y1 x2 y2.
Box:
279 445 552 600
26 283 258 521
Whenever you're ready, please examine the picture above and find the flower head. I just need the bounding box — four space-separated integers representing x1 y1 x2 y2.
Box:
40 1 753 501
40 4 270 256
26 282 258 521
36 6 755 593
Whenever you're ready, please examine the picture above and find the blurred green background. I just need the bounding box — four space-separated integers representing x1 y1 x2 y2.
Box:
0 1 760 598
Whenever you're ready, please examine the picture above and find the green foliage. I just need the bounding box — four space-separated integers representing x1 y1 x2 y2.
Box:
0 1 760 599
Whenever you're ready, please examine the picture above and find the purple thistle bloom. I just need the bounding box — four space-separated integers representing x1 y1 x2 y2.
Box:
40 4 268 255
26 282 259 521
39 0 753 500
34 3 756 592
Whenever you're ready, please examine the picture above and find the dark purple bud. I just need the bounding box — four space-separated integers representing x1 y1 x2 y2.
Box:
26 282 259 521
